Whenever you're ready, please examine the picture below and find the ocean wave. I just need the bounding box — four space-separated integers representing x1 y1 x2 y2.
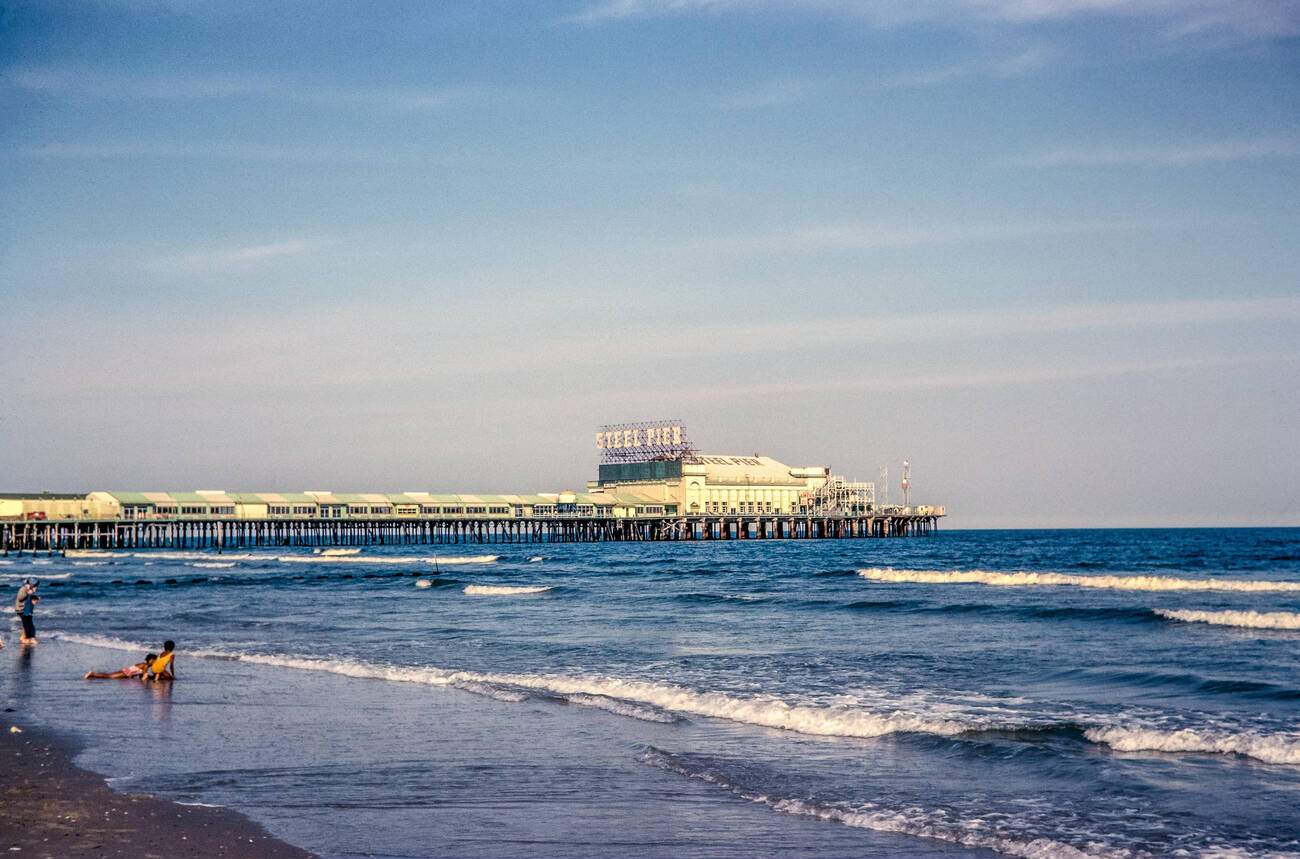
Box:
314 548 361 556
640 749 1117 859
1085 725 1300 765
463 585 552 596
1155 609 1300 631
528 556 544 563
859 567 1300 593
48 633 1300 766
565 694 680 723
0 571 72 580
189 562 236 569
450 680 530 703
275 553 499 565
66 550 113 558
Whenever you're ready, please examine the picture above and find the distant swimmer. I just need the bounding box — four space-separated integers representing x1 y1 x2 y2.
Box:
147 640 176 681
85 653 156 680
14 578 39 645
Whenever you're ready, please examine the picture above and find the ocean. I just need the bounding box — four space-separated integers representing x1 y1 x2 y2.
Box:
3 528 1298 858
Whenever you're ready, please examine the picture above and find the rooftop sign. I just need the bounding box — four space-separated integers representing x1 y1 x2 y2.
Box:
596 420 695 463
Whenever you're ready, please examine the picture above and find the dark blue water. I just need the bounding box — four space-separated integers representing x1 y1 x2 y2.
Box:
4 529 1299 858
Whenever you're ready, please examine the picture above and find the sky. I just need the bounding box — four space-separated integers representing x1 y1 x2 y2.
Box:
1 0 1297 528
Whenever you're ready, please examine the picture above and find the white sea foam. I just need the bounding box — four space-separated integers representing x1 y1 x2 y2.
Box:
1085 725 1300 765
190 562 237 569
274 553 499 565
566 693 679 723
66 550 113 558
463 584 552 596
859 567 1300 593
49 633 1300 767
0 560 12 566
450 680 529 703
1155 609 1300 631
1 571 72 580
528 556 544 562
72 561 106 567
414 579 434 589
314 548 361 556
132 551 261 561
641 749 1118 859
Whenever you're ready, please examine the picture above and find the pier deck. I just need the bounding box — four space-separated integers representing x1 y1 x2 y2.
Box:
2 513 939 553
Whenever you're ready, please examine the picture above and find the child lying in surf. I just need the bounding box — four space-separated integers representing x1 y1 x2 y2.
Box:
84 653 155 680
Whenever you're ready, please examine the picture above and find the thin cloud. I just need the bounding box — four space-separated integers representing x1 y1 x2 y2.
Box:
568 0 1300 41
15 142 408 163
703 217 1160 253
151 240 318 273
869 47 1054 90
1014 136 1300 167
3 66 484 111
721 48 1051 109
655 351 1300 401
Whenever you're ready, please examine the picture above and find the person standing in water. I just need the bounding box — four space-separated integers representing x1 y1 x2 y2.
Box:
14 579 39 645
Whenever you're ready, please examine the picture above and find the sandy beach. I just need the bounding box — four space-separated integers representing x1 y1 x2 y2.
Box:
0 719 315 859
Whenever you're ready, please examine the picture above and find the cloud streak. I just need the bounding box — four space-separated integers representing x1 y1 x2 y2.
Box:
1014 136 1300 167
150 240 318 273
569 0 1300 41
3 66 483 111
701 217 1161 253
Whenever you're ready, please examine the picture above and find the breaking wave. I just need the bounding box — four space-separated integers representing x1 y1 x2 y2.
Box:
463 585 552 596
1155 609 1300 631
1085 725 1300 765
314 548 361 556
640 749 1116 859
0 571 72 580
859 567 1300 593
189 561 236 569
565 694 680 723
48 633 1300 766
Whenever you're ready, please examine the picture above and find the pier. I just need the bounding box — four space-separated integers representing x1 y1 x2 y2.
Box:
1 512 940 553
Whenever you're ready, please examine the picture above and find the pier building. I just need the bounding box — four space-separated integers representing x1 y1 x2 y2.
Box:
0 422 943 551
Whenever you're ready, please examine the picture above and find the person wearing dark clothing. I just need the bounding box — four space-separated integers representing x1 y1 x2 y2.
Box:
14 579 39 644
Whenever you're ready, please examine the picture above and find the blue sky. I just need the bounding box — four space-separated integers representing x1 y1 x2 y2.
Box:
1 0 1297 526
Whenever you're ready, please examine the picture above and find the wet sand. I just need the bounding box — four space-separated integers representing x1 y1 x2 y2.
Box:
0 719 315 859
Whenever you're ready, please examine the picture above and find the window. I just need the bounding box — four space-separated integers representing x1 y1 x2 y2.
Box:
421 505 438 515
396 505 419 515
156 506 178 515
465 506 487 514
181 505 206 515
268 505 291 515
533 505 554 516
348 505 369 515
443 506 464 515
293 505 315 515
371 506 393 515
211 506 234 516
576 505 594 515
488 506 509 514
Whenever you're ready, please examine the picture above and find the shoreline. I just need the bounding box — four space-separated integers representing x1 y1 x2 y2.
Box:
0 718 316 859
